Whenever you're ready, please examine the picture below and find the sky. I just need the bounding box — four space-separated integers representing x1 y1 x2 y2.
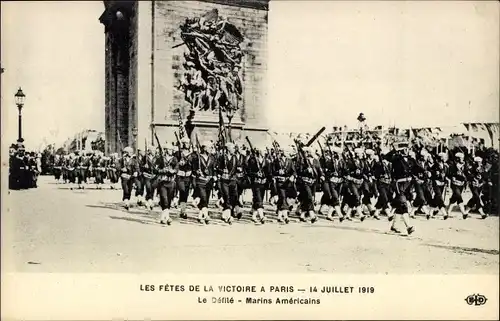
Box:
1 1 499 150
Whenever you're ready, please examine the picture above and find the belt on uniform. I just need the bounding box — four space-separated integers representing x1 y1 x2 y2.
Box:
221 174 234 180
471 181 483 188
434 180 445 186
196 176 211 183
177 170 192 177
346 176 363 184
451 178 465 186
379 178 392 185
329 176 343 183
275 176 286 182
158 175 175 182
254 178 266 184
143 172 154 179
301 177 315 184
121 173 131 179
396 177 412 183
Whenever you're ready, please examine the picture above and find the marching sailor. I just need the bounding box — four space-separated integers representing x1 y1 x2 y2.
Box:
176 137 194 219
118 147 139 210
192 140 216 224
246 146 269 224
155 143 178 225
447 152 468 218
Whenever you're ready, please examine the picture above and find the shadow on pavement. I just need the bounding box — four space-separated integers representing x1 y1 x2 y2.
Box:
423 243 499 256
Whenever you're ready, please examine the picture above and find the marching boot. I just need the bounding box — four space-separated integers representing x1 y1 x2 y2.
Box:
373 209 381 220
258 208 265 224
277 210 284 223
357 206 365 222
299 210 307 222
159 209 172 225
222 209 232 224
446 203 454 216
479 208 488 219
326 206 335 221
192 197 200 208
234 205 243 220
309 210 317 224
179 202 188 219
252 210 259 223
147 199 154 211
203 208 210 224
335 205 344 222
216 198 223 209
124 199 130 211
197 209 204 224
283 210 290 224
458 203 467 219
390 214 401 233
344 207 353 221
441 207 449 220
169 197 177 208
319 204 327 216
367 204 377 217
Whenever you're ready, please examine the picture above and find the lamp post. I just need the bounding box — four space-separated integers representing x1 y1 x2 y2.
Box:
15 87 26 143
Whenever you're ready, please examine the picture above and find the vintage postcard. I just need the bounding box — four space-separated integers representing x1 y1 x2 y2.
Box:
1 0 499 320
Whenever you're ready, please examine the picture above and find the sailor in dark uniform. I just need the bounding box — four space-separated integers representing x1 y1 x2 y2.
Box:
447 152 468 218
140 146 157 210
389 144 415 235
320 146 345 221
192 140 216 224
296 146 322 223
155 143 178 225
216 142 240 224
270 145 296 223
465 156 487 219
246 146 270 224
373 148 394 218
411 149 433 218
344 148 366 221
176 137 194 219
118 147 139 210
430 152 449 219
92 151 106 189
361 149 379 218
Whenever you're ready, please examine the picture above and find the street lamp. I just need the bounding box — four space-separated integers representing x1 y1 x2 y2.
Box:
15 87 26 142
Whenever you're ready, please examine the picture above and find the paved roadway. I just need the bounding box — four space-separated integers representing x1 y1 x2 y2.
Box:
3 176 498 274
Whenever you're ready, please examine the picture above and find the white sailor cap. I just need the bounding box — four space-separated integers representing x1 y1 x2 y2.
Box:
225 142 235 149
354 148 364 154
474 156 483 162
331 147 343 154
365 149 375 156
420 149 429 156
438 152 447 159
455 152 464 159
408 150 416 158
181 137 190 144
123 147 133 154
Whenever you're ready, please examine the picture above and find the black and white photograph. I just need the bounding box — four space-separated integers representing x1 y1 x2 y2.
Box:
1 0 499 319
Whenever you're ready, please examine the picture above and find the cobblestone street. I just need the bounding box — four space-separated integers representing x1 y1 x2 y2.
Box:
3 176 498 274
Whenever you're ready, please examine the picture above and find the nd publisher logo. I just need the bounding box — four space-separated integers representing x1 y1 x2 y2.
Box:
465 294 488 306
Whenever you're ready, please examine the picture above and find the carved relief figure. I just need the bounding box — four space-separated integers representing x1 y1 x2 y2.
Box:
176 9 244 113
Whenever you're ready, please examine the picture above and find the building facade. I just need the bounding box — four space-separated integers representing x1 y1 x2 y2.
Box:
99 0 270 154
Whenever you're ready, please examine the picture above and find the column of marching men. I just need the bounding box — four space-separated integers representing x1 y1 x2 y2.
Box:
51 138 498 235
